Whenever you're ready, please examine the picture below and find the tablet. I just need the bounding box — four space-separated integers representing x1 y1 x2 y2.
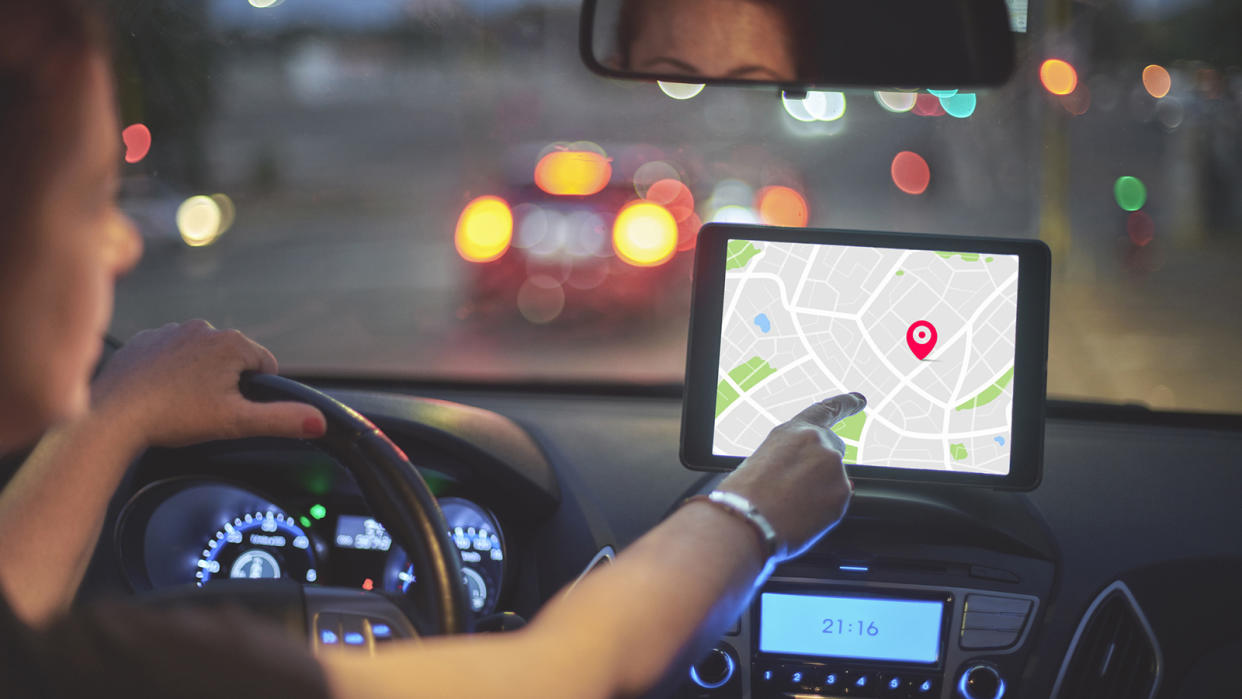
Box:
681 224 1050 490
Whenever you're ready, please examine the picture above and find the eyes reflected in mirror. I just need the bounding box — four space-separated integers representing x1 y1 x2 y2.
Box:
584 0 1017 89
611 0 802 82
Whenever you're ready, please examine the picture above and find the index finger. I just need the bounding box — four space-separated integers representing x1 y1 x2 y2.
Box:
790 392 867 429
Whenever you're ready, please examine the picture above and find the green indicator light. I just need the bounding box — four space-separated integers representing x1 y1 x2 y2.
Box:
310 504 327 520
1114 176 1147 212
299 516 312 528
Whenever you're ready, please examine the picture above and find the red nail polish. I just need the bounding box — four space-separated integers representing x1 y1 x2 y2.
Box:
303 416 326 437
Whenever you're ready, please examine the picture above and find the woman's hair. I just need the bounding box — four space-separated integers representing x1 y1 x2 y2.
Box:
0 0 109 263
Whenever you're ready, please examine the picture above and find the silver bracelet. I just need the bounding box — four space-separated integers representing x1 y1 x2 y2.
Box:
686 490 787 563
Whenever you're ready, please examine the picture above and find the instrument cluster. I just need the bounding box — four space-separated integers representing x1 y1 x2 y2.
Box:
117 481 507 617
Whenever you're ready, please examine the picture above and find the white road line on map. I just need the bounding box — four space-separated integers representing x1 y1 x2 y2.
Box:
854 250 913 318
714 373 748 422
864 412 1011 440
738 392 782 427
789 300 848 403
790 245 820 309
762 354 815 385
945 297 975 466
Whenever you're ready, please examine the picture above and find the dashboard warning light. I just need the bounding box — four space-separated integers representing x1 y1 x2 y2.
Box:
362 578 374 591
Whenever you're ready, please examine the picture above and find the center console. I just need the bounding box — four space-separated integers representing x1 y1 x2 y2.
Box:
679 487 1057 699
749 580 1035 698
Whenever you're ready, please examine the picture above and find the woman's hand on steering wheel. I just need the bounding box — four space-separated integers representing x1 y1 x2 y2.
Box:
91 320 326 448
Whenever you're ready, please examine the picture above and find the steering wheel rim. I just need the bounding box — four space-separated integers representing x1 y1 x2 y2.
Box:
237 372 471 637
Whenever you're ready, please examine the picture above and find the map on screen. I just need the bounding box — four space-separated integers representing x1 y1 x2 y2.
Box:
713 240 1019 475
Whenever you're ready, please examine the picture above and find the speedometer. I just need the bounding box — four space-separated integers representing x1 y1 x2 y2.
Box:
195 509 318 586
382 497 506 615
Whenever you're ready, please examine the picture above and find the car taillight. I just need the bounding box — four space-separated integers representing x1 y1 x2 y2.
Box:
535 151 612 196
612 201 677 267
456 196 513 263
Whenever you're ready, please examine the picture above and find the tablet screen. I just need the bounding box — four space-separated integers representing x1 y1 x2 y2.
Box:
713 239 1020 475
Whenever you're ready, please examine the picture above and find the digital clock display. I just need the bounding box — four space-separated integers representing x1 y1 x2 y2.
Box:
758 592 945 664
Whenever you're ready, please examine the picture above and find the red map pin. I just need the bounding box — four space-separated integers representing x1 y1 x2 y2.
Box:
906 320 938 360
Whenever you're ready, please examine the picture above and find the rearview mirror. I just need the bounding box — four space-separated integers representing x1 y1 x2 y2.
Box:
580 0 1017 89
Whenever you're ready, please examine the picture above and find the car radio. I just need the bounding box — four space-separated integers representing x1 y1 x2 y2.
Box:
685 577 1039 699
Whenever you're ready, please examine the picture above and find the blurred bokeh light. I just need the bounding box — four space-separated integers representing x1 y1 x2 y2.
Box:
657 82 705 100
940 92 977 118
612 201 677 267
1040 59 1078 95
455 196 513 263
1126 211 1155 247
875 91 917 113
891 151 931 195
1113 176 1148 212
122 123 151 164
176 195 224 247
535 150 612 196
757 186 808 227
1142 65 1171 99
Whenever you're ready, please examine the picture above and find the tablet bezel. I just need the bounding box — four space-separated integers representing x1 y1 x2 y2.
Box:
681 224 1050 490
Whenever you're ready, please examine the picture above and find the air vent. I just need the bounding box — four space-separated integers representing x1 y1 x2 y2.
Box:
1051 581 1161 699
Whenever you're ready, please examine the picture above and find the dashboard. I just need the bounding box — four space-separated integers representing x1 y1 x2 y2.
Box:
116 481 507 616
52 383 1242 699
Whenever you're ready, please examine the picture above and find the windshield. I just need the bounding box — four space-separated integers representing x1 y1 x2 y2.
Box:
109 0 1242 414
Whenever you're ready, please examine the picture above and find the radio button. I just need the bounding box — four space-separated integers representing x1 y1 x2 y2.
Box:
958 664 1005 699
963 594 1032 616
911 676 939 695
962 595 1033 650
961 629 1022 650
756 665 778 687
878 673 906 694
844 670 877 697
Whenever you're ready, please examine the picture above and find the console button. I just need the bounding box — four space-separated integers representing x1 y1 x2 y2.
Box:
963 594 1032 616
787 668 807 689
958 664 1006 699
962 595 1033 649
960 629 1021 650
315 613 341 649
845 670 877 697
820 669 844 691
689 647 735 689
911 676 938 695
963 611 1026 633
879 673 906 694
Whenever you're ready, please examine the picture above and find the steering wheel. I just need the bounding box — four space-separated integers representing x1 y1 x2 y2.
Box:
141 373 470 645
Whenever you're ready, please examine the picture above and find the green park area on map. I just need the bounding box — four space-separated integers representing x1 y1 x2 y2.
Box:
725 240 761 270
715 356 776 417
955 367 1014 411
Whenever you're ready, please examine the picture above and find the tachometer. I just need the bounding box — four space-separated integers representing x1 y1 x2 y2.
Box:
383 497 505 614
195 509 318 586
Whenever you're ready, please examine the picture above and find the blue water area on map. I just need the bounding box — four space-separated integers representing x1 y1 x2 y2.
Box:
994 436 1006 446
754 313 771 333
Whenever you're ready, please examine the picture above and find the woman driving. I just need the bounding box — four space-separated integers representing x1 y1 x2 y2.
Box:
0 1 861 697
